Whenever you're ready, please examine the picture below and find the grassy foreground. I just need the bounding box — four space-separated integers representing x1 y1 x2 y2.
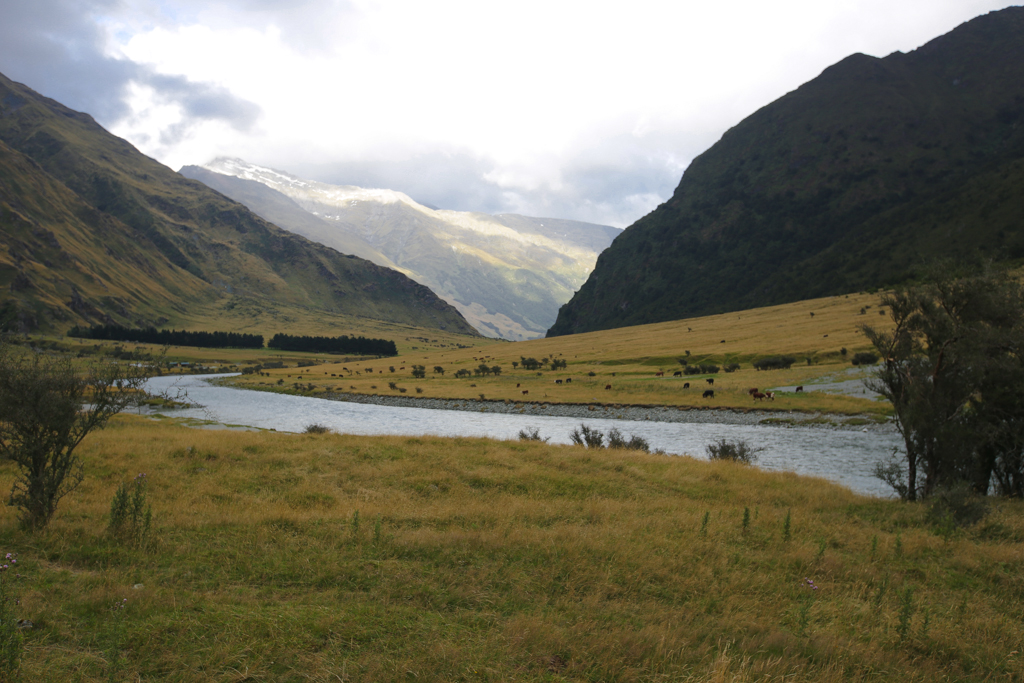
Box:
1 416 1021 681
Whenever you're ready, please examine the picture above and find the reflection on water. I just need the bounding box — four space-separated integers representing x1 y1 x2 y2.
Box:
145 374 900 498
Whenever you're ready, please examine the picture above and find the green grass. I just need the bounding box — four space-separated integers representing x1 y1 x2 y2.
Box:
0 416 1021 681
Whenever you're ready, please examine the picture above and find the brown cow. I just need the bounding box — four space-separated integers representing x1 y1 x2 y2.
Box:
752 392 766 401
796 386 804 392
655 372 664 377
765 392 775 400
748 388 759 395
605 384 612 390
522 390 529 395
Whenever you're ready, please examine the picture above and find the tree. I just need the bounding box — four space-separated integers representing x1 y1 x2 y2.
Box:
862 272 1024 500
0 342 149 528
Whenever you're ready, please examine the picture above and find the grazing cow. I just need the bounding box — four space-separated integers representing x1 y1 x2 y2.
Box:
516 383 520 388
748 388 759 395
522 390 529 395
796 386 804 392
765 392 775 400
703 389 715 399
683 382 690 389
566 378 572 383
673 371 682 377
555 379 563 384
706 378 714 385
752 392 766 401
605 384 612 390
655 371 664 377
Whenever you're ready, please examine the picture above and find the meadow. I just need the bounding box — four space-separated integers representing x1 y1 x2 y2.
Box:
0 416 1021 681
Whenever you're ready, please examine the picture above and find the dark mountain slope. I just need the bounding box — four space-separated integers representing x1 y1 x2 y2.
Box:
0 73 476 335
548 7 1024 337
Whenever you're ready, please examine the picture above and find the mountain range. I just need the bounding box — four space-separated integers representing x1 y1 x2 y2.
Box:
181 159 620 340
0 72 476 337
548 7 1024 337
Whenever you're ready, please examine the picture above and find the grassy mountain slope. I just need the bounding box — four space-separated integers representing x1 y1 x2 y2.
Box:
548 7 1024 337
185 159 620 340
0 73 476 336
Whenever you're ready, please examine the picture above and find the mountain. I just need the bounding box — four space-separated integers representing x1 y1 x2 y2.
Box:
0 72 476 337
181 159 621 340
548 7 1024 337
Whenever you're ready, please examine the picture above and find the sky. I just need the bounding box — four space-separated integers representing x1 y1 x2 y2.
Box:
0 1 1015 227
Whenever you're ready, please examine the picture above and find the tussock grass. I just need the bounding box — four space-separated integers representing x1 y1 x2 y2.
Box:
1 416 1021 680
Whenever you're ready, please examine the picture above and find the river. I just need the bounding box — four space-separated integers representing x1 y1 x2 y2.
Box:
143 374 900 498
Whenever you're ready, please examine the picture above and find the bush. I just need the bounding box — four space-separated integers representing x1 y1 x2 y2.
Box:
517 427 548 442
454 369 471 378
304 423 330 434
550 359 567 370
851 352 879 366
607 428 651 452
752 356 796 371
108 473 153 548
926 483 989 530
723 363 740 373
706 438 764 464
520 357 542 371
0 553 22 678
684 364 720 375
411 365 426 378
569 424 604 448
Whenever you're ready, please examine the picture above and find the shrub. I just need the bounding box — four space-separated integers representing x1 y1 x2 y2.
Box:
706 438 764 464
411 365 426 378
304 424 330 434
926 483 989 530
607 428 651 452
724 363 740 373
388 381 398 390
517 427 548 442
569 424 604 448
519 357 542 371
433 366 445 375
0 553 22 678
550 359 567 370
108 473 153 548
851 351 879 366
684 364 720 375
752 356 796 371
454 369 471 378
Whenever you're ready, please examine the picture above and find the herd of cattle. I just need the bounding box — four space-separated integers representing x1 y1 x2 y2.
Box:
529 372 805 401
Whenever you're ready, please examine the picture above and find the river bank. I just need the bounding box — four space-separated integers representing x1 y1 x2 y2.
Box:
222 382 894 432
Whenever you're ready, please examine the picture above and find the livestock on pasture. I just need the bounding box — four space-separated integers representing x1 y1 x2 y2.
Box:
522 390 529 395
555 379 563 384
566 378 572 383
605 384 612 390
796 386 804 392
683 382 690 389
752 392 766 401
655 371 664 377
706 378 714 385
673 371 682 377
702 389 715 399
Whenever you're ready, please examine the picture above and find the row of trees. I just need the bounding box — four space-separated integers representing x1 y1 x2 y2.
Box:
267 333 397 356
865 271 1024 499
68 325 264 349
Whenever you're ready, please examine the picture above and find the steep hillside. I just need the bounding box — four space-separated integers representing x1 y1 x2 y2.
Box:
549 7 1024 337
183 159 620 340
0 73 476 336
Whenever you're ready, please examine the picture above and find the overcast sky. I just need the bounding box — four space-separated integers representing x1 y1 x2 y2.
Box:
0 1 1014 227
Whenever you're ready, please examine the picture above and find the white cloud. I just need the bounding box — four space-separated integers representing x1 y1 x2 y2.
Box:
2 0 1014 226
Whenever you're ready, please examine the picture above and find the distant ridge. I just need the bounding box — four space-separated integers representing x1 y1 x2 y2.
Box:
182 159 621 340
548 7 1024 337
0 72 476 336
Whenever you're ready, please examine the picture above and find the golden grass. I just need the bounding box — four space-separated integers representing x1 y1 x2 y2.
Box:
1 416 1021 681
233 290 895 415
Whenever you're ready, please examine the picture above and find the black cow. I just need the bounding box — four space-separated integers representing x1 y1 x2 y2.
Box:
702 389 715 399
683 382 690 389
706 378 714 385
673 371 682 377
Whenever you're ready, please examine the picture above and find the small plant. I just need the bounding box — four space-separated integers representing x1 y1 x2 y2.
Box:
816 539 827 560
706 438 763 464
106 598 129 681
896 587 915 640
783 509 792 542
304 423 330 434
926 482 989 534
606 428 650 452
0 553 23 679
373 515 382 545
415 387 423 394
351 510 360 535
517 427 548 442
742 507 750 532
699 511 709 537
587 371 596 377
870 535 878 558
851 351 879 366
894 532 903 557
108 473 153 548
388 381 398 390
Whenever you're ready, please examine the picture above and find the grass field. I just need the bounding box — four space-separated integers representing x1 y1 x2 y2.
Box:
1 416 1021 681
227 290 895 416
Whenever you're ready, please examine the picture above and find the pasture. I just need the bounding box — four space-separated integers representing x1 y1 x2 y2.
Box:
231 290 895 416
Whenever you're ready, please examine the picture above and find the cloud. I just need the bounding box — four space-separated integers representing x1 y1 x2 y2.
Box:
0 0 260 135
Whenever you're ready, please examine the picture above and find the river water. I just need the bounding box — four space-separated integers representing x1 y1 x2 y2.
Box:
144 374 900 498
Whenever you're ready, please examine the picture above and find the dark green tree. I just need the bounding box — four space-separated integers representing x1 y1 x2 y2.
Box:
862 272 1024 500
